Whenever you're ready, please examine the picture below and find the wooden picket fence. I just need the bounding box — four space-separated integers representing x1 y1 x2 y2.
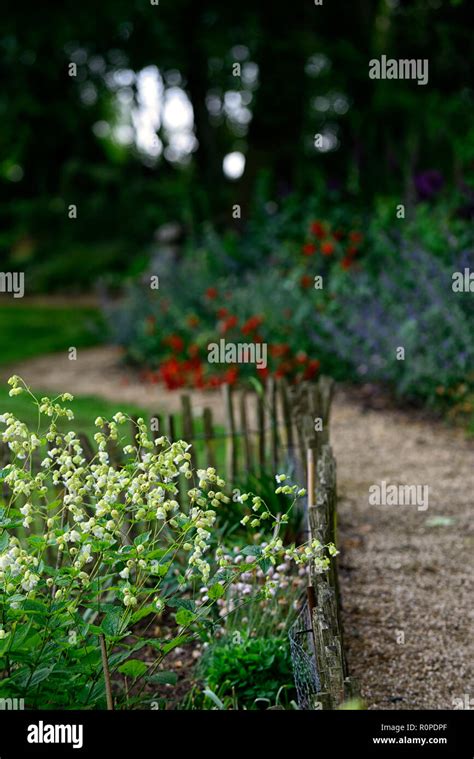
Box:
304 444 359 709
164 374 336 483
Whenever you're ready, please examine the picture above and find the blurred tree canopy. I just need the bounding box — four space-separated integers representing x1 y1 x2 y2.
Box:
1 0 472 288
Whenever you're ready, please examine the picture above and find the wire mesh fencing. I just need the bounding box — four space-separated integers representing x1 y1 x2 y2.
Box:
288 600 320 710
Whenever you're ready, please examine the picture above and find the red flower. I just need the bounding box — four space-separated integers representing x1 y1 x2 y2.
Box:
217 307 229 319
303 359 321 380
321 241 335 256
223 367 239 385
349 231 363 244
220 315 238 334
310 221 325 239
347 245 359 256
295 351 308 365
333 229 345 241
160 358 186 390
275 361 293 378
270 343 290 358
188 344 200 358
300 274 313 289
302 242 316 256
164 334 184 353
187 315 199 328
341 256 353 270
206 287 218 300
242 315 263 335
257 366 269 379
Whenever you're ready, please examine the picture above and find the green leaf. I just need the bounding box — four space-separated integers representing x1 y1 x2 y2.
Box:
151 561 171 577
162 635 189 655
146 671 177 686
175 609 195 626
22 599 49 617
208 583 225 600
0 467 11 481
258 557 272 573
146 548 167 561
16 665 55 688
0 531 9 552
134 531 151 546
101 607 124 637
203 688 225 709
248 377 264 397
87 624 104 636
425 516 455 527
242 545 261 557
167 598 195 611
118 659 148 679
130 606 155 625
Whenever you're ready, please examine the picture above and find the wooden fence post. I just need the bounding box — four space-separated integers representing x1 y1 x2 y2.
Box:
256 391 265 473
222 384 237 483
181 394 197 470
239 391 252 473
202 407 216 470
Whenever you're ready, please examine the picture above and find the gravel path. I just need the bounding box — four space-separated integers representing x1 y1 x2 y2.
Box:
0 346 226 423
1 348 472 709
332 390 473 710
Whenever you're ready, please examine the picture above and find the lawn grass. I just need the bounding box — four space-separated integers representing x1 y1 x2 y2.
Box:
0 304 103 365
0 387 226 471
0 387 147 440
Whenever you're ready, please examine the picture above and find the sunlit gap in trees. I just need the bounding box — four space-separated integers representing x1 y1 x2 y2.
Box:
90 51 258 178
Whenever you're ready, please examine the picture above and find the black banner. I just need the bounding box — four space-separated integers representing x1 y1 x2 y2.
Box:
0 710 471 758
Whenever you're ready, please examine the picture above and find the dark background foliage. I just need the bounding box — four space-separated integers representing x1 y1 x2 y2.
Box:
1 0 473 289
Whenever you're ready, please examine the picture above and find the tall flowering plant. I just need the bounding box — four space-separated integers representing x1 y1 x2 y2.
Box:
0 377 336 709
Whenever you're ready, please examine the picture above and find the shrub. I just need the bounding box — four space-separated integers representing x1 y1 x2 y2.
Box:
311 246 474 403
197 635 296 709
102 210 363 387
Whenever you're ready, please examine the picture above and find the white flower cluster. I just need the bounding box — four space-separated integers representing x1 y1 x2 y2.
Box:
0 380 260 624
0 536 40 593
0 378 338 652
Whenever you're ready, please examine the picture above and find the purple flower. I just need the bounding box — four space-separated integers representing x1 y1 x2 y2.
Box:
414 170 444 201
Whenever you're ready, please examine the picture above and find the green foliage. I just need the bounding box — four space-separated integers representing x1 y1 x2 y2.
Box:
3 1 472 290
197 635 296 709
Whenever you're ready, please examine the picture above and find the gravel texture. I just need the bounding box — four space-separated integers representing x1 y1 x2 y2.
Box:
332 388 473 710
